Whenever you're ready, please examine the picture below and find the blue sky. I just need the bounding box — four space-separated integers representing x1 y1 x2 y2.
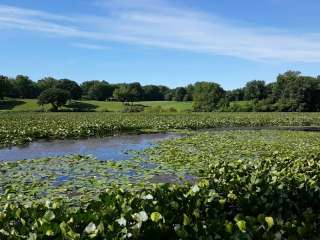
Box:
1 0 320 89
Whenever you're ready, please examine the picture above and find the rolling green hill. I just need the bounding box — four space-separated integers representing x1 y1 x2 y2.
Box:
0 99 193 112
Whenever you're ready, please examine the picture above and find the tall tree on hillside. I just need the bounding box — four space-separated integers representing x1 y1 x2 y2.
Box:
193 82 225 112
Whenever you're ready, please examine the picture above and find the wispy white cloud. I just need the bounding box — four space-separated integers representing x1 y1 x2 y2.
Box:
1 1 320 62
71 42 111 50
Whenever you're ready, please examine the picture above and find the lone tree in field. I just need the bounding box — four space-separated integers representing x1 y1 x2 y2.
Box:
38 88 70 111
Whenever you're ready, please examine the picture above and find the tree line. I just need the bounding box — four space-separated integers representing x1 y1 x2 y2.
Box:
1 70 320 112
223 71 320 112
0 76 192 102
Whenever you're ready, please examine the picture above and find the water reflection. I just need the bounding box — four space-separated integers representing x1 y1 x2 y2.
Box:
0 133 179 162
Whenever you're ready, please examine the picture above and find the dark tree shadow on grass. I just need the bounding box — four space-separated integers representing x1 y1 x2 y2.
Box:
64 101 97 112
0 100 25 110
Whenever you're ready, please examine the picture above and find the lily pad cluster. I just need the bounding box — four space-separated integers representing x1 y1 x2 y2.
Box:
1 130 320 238
1 112 320 147
0 155 186 206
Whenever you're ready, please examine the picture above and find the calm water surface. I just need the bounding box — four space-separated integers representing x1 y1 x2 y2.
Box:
0 133 179 162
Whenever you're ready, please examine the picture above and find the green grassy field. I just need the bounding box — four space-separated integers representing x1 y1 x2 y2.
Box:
0 99 193 112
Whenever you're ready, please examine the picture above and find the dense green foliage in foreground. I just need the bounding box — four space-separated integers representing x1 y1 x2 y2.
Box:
1 131 320 239
1 112 320 147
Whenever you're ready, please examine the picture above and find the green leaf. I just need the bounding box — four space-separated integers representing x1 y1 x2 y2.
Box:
227 192 237 200
27 233 37 240
191 185 200 193
265 216 274 229
46 229 54 236
43 210 55 222
151 212 162 222
236 220 246 233
84 222 97 235
219 198 226 206
132 211 148 223
0 229 9 236
116 217 127 226
183 214 190 226
225 222 233 233
15 208 21 218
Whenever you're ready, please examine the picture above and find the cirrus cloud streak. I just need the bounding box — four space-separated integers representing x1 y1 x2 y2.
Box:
1 1 320 62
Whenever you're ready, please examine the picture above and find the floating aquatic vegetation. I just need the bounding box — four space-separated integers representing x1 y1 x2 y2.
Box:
1 130 320 239
1 112 320 147
0 154 189 206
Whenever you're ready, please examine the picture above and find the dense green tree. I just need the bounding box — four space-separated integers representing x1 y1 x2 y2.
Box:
183 84 194 101
272 71 302 100
226 88 244 101
56 79 82 100
113 86 127 102
1 70 320 112
37 77 59 92
265 83 275 99
193 82 225 112
244 80 267 100
142 85 170 101
158 86 170 99
143 85 163 101
12 75 39 98
81 81 115 101
173 87 187 101
273 72 320 111
162 85 194 102
88 82 114 101
164 91 174 101
81 81 99 97
0 75 12 99
113 83 143 103
38 88 70 111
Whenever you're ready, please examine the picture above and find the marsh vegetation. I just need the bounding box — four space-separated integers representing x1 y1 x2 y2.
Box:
1 112 320 238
